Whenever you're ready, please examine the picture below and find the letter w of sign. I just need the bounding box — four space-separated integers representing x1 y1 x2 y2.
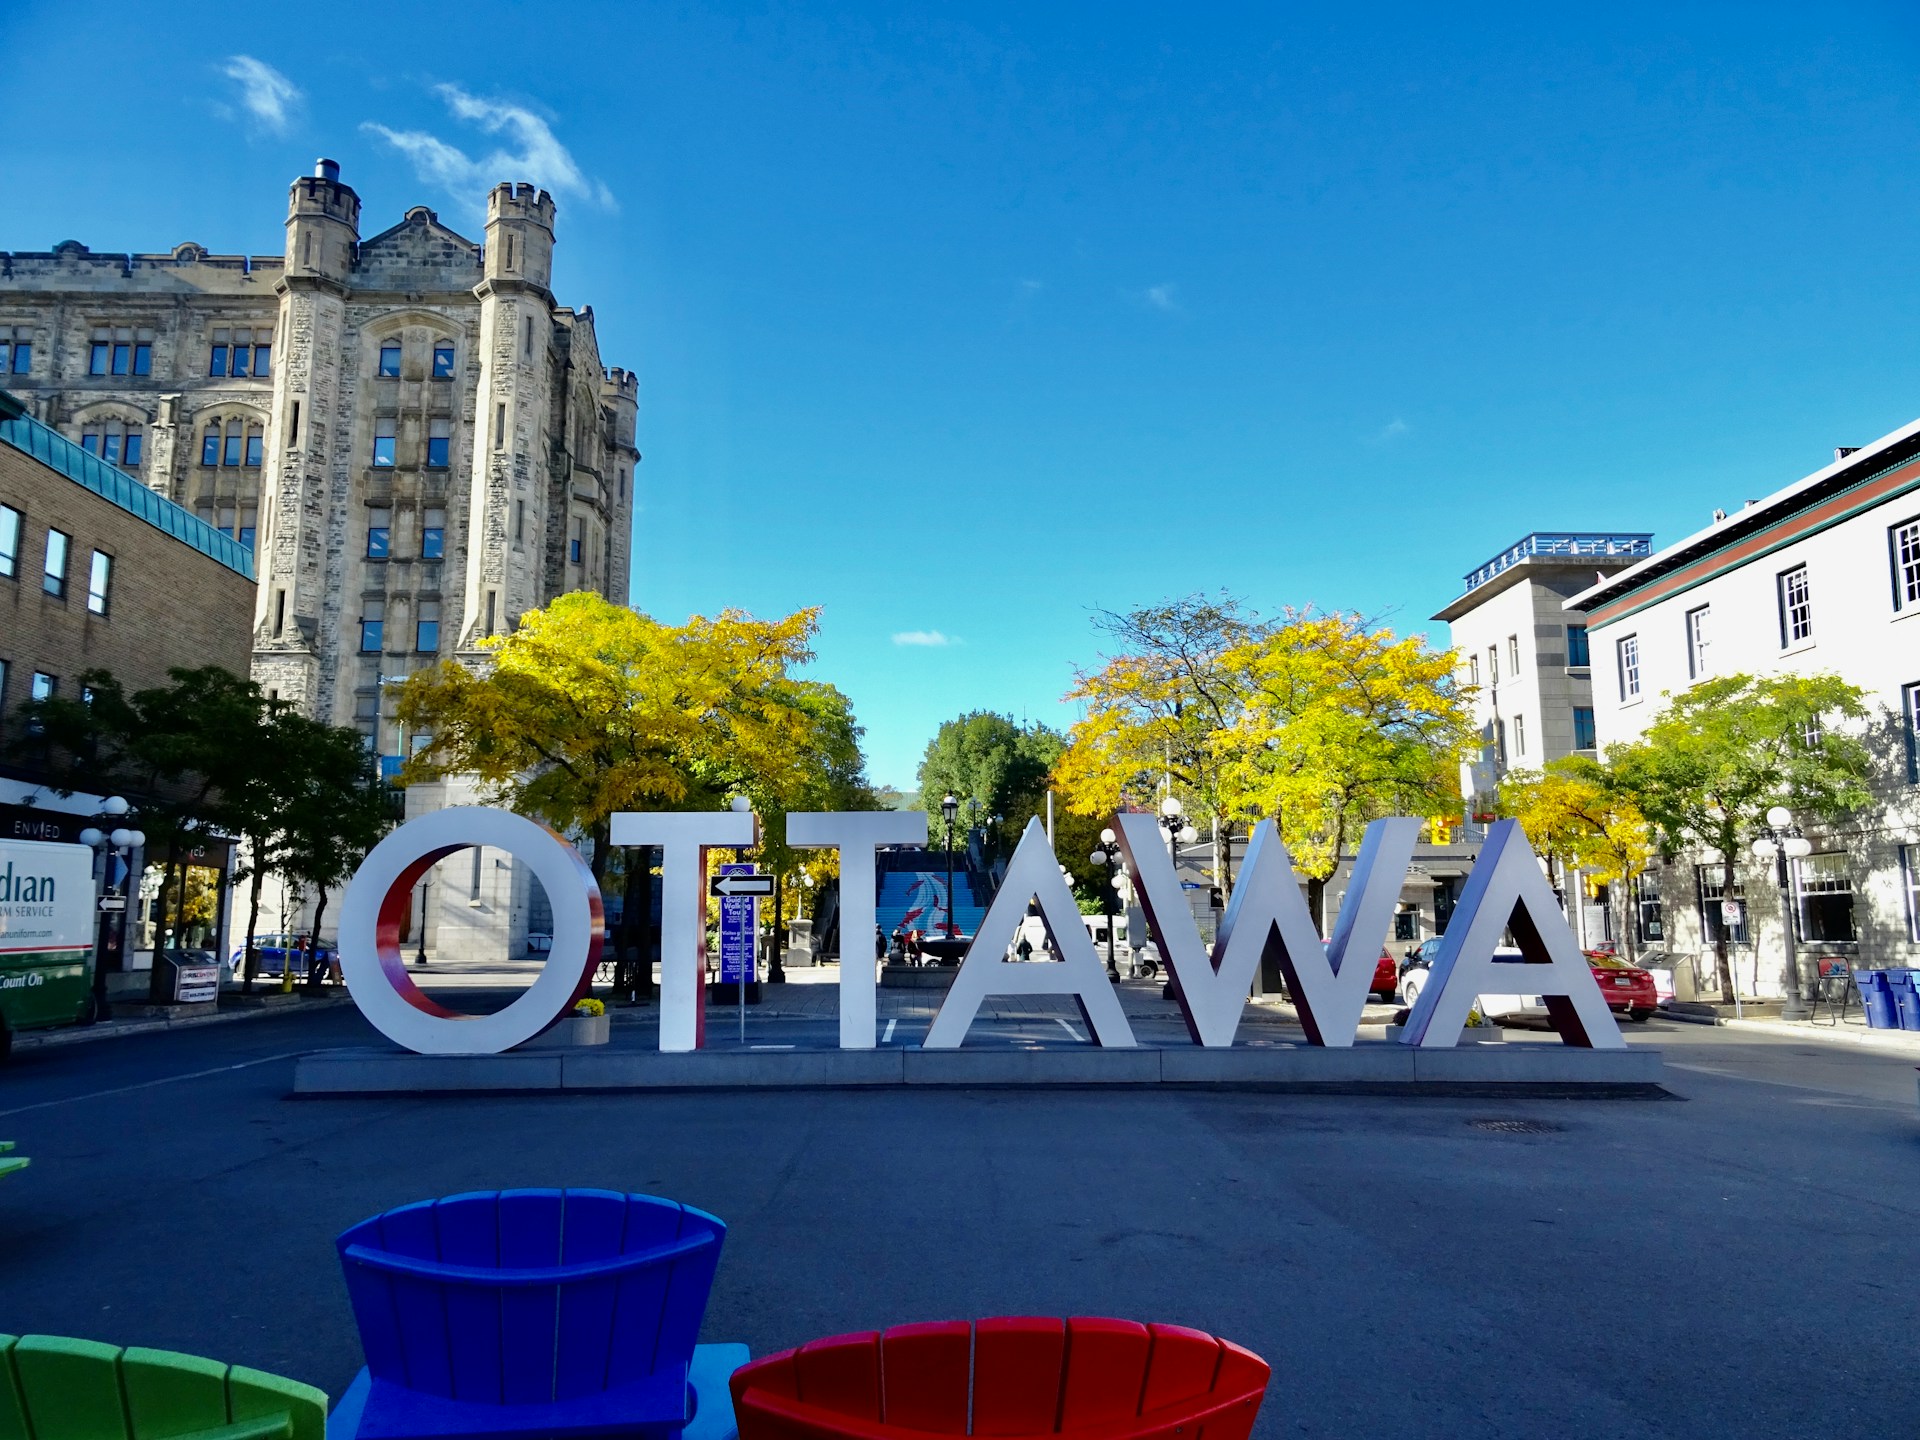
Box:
1113 814 1419 1047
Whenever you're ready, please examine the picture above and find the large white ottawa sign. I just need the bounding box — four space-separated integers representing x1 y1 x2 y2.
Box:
338 806 1625 1057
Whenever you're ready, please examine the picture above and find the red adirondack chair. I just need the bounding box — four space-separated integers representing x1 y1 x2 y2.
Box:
729 1318 1268 1440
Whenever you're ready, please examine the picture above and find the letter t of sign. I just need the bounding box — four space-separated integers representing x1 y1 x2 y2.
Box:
609 810 757 1051
788 810 929 1048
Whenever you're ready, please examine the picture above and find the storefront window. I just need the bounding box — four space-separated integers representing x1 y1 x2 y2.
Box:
1793 853 1857 944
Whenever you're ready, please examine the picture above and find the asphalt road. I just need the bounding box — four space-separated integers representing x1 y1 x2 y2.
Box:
0 1005 1914 1440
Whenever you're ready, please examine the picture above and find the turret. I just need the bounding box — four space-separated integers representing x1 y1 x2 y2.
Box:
284 158 359 282
484 183 555 290
601 368 639 450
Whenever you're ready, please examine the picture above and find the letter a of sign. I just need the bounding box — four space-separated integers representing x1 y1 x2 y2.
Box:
1398 819 1624 1049
1116 813 1418 1046
924 818 1135 1048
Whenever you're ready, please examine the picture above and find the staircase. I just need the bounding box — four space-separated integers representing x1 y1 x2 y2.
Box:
875 850 987 937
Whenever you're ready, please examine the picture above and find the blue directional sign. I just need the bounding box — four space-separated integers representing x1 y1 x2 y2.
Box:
717 863 758 985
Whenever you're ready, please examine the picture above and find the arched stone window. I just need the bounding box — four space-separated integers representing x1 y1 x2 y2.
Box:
70 405 149 474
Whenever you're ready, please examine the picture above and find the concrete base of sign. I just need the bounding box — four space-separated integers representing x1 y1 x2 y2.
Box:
879 965 959 990
293 1043 1667 1096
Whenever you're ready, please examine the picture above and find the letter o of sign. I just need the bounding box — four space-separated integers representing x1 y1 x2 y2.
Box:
338 806 603 1055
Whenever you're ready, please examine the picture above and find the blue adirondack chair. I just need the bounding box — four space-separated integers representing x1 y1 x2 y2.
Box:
328 1190 746 1440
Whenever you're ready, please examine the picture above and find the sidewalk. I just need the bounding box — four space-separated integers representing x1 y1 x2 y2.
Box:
15 990 355 1051
1659 999 1920 1055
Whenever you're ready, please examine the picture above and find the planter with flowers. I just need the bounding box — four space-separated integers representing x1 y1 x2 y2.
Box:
523 997 610 1049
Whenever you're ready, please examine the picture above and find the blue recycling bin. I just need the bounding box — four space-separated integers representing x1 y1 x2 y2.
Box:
1856 970 1899 1029
1884 970 1920 1032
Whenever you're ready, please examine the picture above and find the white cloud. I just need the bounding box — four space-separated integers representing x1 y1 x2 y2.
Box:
892 630 958 647
221 56 301 135
363 84 614 209
1367 417 1411 446
1141 283 1180 313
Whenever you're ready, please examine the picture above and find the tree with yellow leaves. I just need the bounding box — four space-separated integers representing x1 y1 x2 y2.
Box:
396 592 874 993
1052 594 1263 900
1497 755 1653 951
1219 610 1475 927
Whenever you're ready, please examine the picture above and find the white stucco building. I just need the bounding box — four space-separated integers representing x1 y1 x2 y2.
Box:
1568 428 1920 997
1432 533 1653 810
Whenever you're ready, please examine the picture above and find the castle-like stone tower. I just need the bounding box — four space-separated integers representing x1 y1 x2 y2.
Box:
0 160 640 958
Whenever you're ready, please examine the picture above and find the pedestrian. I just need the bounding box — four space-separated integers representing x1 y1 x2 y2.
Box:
875 924 887 962
891 925 906 962
1016 932 1033 963
908 927 923 965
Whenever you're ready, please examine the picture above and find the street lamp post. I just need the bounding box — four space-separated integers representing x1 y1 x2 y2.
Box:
414 871 432 967
1157 798 1198 997
1751 804 1813 1021
940 793 959 938
1088 828 1124 980
78 796 142 1025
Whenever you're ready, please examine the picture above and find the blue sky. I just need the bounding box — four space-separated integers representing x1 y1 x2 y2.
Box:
5 3 1920 787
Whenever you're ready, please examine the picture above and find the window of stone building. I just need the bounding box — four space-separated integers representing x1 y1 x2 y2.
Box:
89 326 152 377
210 327 270 379
1487 645 1499 686
493 404 506 450
199 417 262 468
1573 705 1596 751
1903 682 1920 785
238 506 256 552
1507 635 1520 671
432 343 456 379
42 528 68 598
360 600 384 654
367 509 392 559
1903 846 1920 943
87 551 112 616
1566 624 1589 667
570 519 583 566
416 600 441 654
427 419 451 469
372 419 396 468
0 504 19 578
0 327 30 375
0 659 8 716
1696 866 1748 946
513 499 525 544
1793 853 1857 944
421 508 446 560
378 342 402 378
246 428 263 467
80 420 143 471
31 673 55 703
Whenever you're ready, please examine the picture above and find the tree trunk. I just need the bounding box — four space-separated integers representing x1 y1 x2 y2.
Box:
1306 874 1327 936
618 847 655 1004
1716 836 1737 1002
242 855 265 994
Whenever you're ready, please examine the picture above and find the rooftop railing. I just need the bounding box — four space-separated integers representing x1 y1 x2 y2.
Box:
1463 532 1651 591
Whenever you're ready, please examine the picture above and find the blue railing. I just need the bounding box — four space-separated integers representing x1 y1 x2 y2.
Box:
0 391 255 580
1463 533 1651 591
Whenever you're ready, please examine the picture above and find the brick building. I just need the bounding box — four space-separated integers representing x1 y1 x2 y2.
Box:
0 160 639 958
0 387 254 964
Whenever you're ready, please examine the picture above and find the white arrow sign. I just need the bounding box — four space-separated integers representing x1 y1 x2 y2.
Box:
710 874 776 897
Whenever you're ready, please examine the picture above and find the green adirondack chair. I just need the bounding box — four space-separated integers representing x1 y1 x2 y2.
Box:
0 1142 28 1179
0 1336 325 1440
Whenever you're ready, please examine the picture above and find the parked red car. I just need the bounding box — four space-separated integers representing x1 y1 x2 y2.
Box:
1586 951 1658 1021
1372 949 1398 1004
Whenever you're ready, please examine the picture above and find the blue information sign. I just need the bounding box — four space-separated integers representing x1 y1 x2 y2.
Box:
718 863 758 985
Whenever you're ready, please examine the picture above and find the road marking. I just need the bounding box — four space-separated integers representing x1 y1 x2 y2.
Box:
0 1051 309 1119
882 1019 897 1043
1056 1018 1085 1042
749 1045 795 1051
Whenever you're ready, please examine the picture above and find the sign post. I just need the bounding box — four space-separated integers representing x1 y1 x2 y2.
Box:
716 863 759 1044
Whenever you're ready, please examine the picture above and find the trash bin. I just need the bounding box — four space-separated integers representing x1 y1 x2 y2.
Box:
1885 970 1920 1032
1856 971 1898 1029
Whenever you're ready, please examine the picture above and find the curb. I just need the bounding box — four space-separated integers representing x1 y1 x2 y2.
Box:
16 994 356 1051
1699 1016 1920 1055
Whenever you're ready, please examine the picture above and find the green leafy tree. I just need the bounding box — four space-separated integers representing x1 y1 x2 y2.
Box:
1607 673 1872 999
278 718 398 982
914 712 1064 860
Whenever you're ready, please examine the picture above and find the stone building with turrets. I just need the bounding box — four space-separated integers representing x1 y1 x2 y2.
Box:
0 159 638 961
